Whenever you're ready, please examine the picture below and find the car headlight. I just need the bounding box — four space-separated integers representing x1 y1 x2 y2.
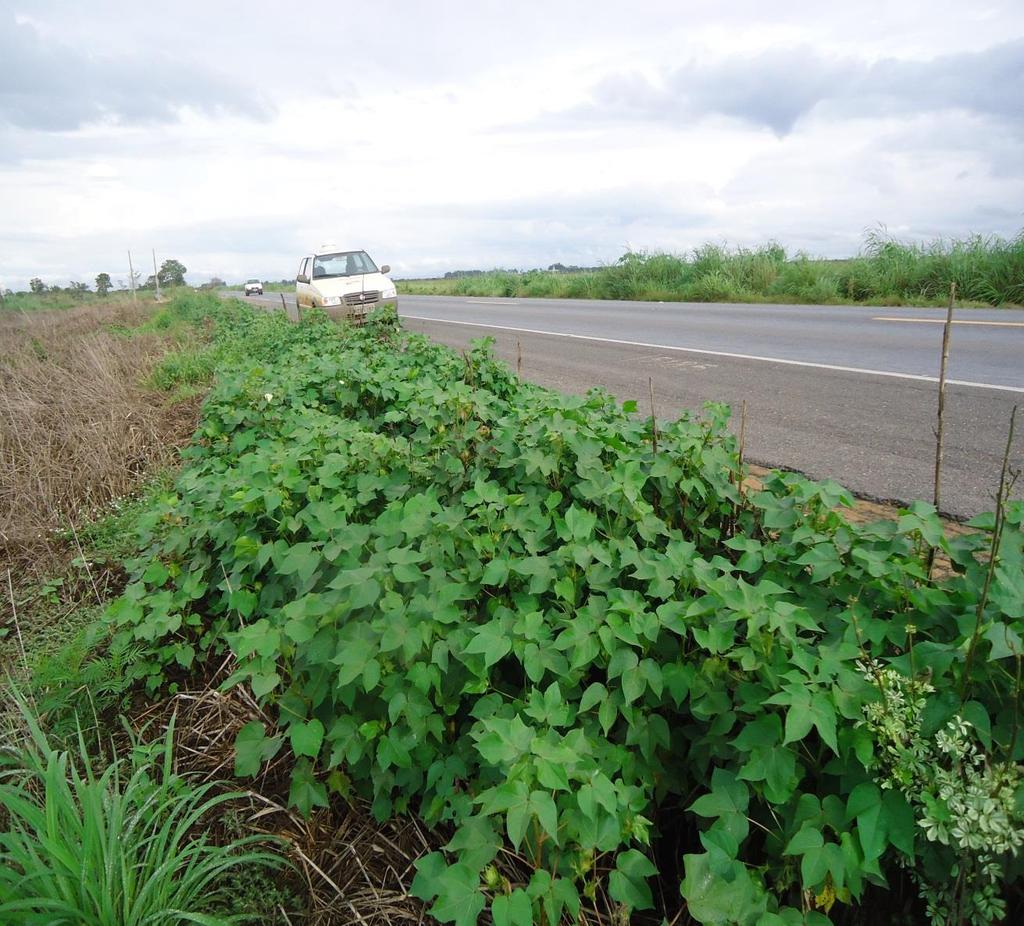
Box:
381 285 397 299
322 296 341 306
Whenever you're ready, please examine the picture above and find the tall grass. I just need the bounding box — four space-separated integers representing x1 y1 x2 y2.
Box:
0 699 284 926
398 229 1024 307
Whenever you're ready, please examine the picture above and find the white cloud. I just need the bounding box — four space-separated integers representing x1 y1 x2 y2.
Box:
1 0 1023 290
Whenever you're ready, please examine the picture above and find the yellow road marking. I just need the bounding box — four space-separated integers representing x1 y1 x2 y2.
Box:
873 316 1024 328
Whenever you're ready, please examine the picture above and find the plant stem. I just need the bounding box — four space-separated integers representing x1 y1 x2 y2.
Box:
1008 653 1022 763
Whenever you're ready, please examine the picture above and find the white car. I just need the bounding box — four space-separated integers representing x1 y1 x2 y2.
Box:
243 279 263 296
295 247 397 323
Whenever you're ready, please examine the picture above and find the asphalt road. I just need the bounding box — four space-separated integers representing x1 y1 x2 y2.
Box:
236 290 1024 518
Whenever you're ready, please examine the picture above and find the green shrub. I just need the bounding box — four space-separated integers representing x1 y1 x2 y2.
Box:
0 698 285 926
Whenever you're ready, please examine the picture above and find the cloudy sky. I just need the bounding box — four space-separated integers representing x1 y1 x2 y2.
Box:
1 0 1022 290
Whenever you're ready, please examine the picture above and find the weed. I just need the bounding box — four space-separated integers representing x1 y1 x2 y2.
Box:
0 697 286 925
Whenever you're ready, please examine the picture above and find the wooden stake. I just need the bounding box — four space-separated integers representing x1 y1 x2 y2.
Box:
933 281 956 512
517 339 522 376
152 248 161 301
127 249 137 304
648 377 658 455
738 399 747 496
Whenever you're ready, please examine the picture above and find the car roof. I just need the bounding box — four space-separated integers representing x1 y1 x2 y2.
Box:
312 245 367 257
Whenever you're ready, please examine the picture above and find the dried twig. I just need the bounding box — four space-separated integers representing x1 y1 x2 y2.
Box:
929 282 956 579
648 377 658 455
5 567 29 676
961 404 1018 700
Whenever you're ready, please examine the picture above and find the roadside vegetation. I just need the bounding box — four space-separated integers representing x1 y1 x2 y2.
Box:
2 291 1022 925
398 229 1024 307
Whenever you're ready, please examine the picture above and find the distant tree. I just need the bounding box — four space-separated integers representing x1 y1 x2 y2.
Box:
141 274 157 290
158 259 187 288
29 277 47 294
95 272 112 295
69 281 90 294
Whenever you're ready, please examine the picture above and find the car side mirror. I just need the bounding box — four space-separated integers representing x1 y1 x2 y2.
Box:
380 264 391 274
296 274 309 284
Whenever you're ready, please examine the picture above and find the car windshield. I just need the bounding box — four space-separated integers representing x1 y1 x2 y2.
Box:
246 279 259 284
312 251 377 279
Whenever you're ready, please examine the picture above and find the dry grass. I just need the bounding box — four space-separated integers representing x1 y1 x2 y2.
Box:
122 659 638 925
0 301 201 569
125 668 438 925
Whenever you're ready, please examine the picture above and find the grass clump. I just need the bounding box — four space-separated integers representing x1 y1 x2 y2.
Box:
399 228 1024 307
0 698 285 926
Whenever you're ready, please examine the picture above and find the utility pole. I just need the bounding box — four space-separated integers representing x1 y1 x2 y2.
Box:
127 250 137 304
152 249 161 301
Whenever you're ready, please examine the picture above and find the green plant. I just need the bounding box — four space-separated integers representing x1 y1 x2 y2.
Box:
858 662 1024 924
105 304 1024 924
396 229 1024 307
0 696 286 926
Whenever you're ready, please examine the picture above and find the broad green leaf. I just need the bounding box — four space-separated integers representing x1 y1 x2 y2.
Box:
681 853 768 925
481 558 509 586
608 849 657 910
491 890 532 926
445 816 501 870
234 721 283 777
290 719 325 759
289 759 328 816
784 826 824 856
427 862 487 926
465 623 513 669
689 770 749 818
530 790 560 841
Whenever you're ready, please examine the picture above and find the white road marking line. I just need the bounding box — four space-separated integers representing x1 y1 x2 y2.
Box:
873 316 1024 328
466 298 519 305
400 313 1024 394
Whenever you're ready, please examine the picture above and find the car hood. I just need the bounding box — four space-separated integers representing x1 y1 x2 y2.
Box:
310 272 393 296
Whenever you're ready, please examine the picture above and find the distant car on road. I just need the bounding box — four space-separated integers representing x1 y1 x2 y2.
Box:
295 246 397 324
243 279 263 296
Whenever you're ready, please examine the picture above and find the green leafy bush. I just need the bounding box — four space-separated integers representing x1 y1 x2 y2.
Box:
107 303 1024 924
0 698 284 926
